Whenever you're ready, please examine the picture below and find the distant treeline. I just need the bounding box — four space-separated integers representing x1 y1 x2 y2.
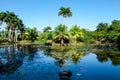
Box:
0 11 120 46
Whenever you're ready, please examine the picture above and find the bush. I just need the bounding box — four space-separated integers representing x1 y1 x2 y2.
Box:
88 39 96 44
39 39 46 45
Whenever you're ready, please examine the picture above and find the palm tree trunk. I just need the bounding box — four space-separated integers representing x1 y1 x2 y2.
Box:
2 24 5 41
64 17 66 26
13 28 15 43
15 30 17 43
22 34 24 45
8 28 11 42
3 29 5 41
61 38 64 46
61 35 64 46
75 36 77 46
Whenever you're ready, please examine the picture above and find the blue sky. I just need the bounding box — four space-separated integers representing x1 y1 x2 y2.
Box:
0 0 120 31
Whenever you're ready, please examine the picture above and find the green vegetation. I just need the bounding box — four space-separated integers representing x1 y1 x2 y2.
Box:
53 24 69 46
70 25 83 45
24 28 38 42
92 20 120 45
0 8 120 46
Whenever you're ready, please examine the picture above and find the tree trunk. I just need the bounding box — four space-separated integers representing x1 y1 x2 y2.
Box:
2 26 5 41
61 35 64 46
13 28 15 43
61 38 64 46
64 17 66 26
8 28 11 42
3 29 5 41
75 36 77 46
15 30 17 43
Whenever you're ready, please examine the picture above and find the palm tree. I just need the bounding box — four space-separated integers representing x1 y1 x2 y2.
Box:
25 28 38 42
5 11 16 42
0 11 25 42
0 12 7 41
70 25 83 45
58 7 72 26
53 24 69 46
0 12 6 22
13 17 24 42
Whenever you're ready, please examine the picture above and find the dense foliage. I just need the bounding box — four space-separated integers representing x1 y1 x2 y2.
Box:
0 10 120 46
92 20 120 45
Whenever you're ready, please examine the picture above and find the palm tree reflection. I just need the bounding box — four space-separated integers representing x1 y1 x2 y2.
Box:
57 58 72 80
0 45 24 74
0 44 38 75
41 46 88 80
48 47 84 80
59 70 72 80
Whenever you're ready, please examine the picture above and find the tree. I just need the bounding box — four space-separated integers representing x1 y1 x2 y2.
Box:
12 17 24 42
0 12 7 41
0 11 25 42
110 20 120 31
107 20 120 43
43 26 51 33
1 11 15 42
24 28 38 42
95 22 109 43
81 29 93 43
58 7 72 26
96 22 108 31
53 24 69 46
70 25 83 45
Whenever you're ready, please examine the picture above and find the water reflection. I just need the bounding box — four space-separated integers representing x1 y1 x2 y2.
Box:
42 46 87 65
59 70 72 80
0 44 24 74
22 45 38 61
0 44 38 75
42 46 88 80
0 44 120 80
94 47 120 66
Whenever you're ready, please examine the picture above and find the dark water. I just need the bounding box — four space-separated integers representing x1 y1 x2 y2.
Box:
0 44 120 80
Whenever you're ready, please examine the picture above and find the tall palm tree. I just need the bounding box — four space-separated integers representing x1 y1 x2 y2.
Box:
0 12 6 22
13 17 24 42
0 12 7 41
58 7 72 26
70 25 83 45
5 11 15 42
0 11 25 42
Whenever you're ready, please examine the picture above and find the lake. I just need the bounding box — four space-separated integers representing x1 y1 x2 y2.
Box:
0 44 120 80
